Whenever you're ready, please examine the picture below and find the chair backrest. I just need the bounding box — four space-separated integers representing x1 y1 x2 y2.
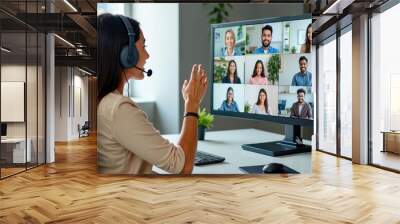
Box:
82 121 90 129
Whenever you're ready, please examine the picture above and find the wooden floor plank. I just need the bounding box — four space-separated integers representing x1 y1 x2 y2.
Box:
0 134 399 223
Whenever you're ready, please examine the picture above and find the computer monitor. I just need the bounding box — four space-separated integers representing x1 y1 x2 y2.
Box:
211 15 314 156
1 123 7 138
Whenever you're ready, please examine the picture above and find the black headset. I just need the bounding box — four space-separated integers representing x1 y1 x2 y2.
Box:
119 15 152 77
119 15 139 69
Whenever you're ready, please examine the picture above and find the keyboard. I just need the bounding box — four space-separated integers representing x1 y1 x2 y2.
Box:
195 151 225 166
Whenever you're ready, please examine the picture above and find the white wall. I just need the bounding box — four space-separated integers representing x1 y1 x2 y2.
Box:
1 66 25 123
1 62 47 164
1 65 38 138
55 67 68 141
97 3 125 15
54 67 89 141
72 74 89 138
1 65 26 141
129 3 180 134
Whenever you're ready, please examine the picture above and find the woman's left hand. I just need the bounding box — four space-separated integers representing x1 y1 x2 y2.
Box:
181 64 208 113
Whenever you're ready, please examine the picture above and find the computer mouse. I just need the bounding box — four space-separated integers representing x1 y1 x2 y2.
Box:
262 163 285 173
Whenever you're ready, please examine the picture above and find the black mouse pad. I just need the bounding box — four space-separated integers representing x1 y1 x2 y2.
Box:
239 164 300 174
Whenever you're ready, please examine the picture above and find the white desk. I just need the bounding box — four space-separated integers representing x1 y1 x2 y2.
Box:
1 138 31 163
153 129 312 174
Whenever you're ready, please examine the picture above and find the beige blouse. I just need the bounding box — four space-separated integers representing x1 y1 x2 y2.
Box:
97 92 185 174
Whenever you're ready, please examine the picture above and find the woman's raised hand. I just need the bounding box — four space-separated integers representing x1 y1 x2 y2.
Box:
181 64 208 113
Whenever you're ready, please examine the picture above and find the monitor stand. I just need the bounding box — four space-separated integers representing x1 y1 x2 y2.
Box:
241 125 311 157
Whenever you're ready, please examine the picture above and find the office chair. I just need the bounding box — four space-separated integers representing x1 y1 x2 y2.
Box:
79 121 90 138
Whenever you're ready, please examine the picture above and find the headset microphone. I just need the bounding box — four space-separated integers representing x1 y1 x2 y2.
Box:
135 66 153 77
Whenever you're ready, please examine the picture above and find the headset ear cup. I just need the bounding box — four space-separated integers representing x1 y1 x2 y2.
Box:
132 47 139 66
120 45 139 68
120 45 130 68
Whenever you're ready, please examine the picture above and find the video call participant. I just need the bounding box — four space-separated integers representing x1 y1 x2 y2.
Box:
300 24 312 53
251 88 271 115
249 60 268 85
254 25 279 54
291 56 312 86
222 60 241 84
220 29 241 56
290 88 312 119
219 87 240 112
97 14 208 175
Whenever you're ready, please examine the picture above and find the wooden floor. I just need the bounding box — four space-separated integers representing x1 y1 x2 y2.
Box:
1 167 26 178
1 135 400 223
373 150 400 171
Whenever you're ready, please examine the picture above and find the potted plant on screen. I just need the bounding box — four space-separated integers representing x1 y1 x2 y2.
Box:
244 102 251 113
214 59 227 83
267 54 281 85
198 108 214 140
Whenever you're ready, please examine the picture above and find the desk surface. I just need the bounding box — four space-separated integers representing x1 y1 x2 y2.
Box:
381 131 400 134
1 138 27 144
153 128 312 174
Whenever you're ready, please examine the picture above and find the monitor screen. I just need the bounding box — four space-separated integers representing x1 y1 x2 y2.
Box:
211 15 314 126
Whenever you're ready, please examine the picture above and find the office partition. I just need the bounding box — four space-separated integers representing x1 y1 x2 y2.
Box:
0 1 47 179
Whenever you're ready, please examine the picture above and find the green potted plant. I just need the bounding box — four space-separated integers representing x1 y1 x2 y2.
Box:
244 102 251 113
291 46 297 53
267 54 281 85
245 32 250 53
214 58 227 83
237 25 243 40
206 3 233 24
284 44 290 53
198 108 214 140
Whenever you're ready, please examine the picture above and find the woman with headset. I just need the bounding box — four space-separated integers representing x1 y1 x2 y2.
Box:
97 14 208 175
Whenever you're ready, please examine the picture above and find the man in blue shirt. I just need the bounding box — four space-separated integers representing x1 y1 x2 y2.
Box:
291 56 312 86
254 25 279 54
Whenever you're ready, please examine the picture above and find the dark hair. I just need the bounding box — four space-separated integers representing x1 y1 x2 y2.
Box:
299 56 308 64
262 25 273 35
225 60 238 83
256 88 268 112
98 13 140 101
297 88 306 95
304 24 312 53
225 87 234 102
252 60 265 78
